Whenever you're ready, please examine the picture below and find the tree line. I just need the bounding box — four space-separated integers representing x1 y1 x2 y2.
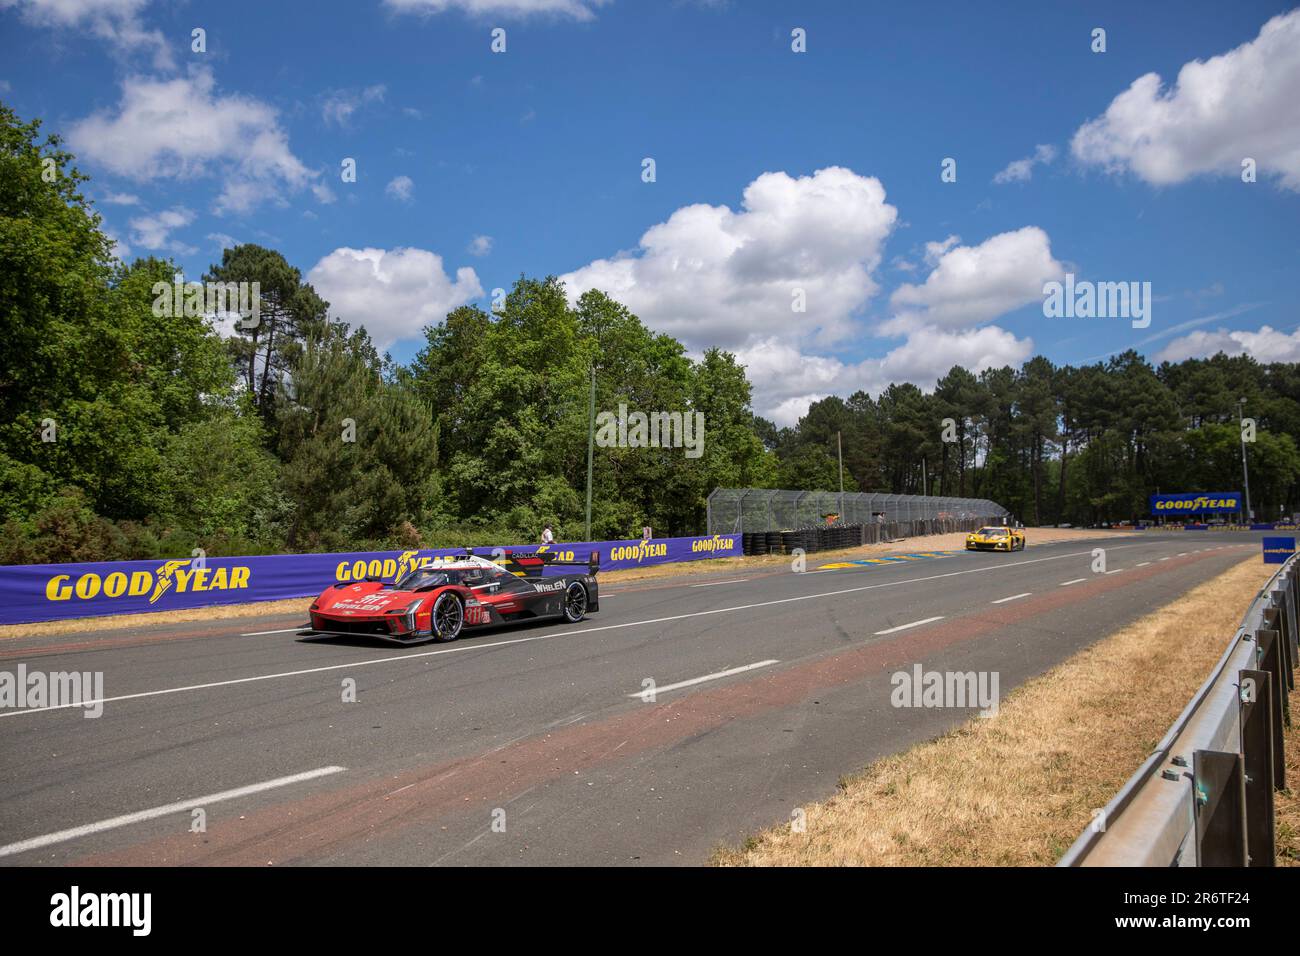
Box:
1 104 1296 564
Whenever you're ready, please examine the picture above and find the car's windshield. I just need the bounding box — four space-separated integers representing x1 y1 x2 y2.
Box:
978 527 1009 535
394 569 451 590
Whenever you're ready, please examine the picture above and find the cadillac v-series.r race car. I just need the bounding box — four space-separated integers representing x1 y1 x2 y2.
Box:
301 550 600 645
965 526 1025 552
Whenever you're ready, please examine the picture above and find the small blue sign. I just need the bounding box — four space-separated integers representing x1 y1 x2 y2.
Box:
1263 536 1297 565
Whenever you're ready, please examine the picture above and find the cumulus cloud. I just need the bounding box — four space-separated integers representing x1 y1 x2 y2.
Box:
884 226 1064 335
467 234 493 256
1 0 173 68
307 247 483 349
1072 9 1300 190
322 84 386 127
385 175 415 202
1157 324 1300 364
129 205 196 254
738 326 1034 427
561 166 898 350
559 167 1058 423
68 67 325 215
993 144 1057 184
101 190 141 205
384 0 610 20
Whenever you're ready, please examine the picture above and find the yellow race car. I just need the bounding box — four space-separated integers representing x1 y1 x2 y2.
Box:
965 526 1025 552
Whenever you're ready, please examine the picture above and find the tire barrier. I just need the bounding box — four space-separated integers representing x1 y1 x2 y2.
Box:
739 517 1000 558
1059 551 1300 866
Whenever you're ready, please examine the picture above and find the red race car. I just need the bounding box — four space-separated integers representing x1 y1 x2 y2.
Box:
302 550 600 645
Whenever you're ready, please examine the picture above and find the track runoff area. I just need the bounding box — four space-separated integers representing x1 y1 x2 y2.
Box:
0 529 1285 927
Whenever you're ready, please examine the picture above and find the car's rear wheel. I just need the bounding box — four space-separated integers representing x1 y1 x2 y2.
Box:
562 581 588 622
430 592 464 642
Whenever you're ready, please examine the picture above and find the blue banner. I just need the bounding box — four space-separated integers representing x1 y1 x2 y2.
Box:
1263 537 1297 565
1149 492 1243 515
0 534 741 625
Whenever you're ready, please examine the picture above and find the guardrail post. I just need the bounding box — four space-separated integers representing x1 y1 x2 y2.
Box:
1193 749 1248 866
1272 587 1298 687
1255 627 1287 782
1265 604 1295 696
1239 668 1276 866
1286 571 1300 673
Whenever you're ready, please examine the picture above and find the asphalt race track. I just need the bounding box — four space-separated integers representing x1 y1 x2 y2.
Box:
0 531 1271 865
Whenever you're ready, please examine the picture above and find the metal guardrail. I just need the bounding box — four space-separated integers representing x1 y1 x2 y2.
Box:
1059 552 1299 866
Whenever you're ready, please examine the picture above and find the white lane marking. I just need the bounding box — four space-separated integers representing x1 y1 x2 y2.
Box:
688 579 751 588
1159 557 1170 561
991 593 1031 604
0 766 345 859
241 625 311 636
1105 569 1122 575
1137 562 1151 567
1059 578 1087 586
0 544 1155 719
1178 552 1188 557
628 659 779 699
874 616 944 635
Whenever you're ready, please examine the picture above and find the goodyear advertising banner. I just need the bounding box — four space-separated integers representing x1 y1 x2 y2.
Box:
1149 492 1243 515
0 535 740 625
1263 537 1296 565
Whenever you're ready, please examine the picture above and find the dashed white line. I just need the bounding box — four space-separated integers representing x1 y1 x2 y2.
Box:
1136 562 1151 567
629 659 779 699
991 593 1031 604
0 766 346 859
688 578 751 588
5 543 1155 719
241 625 311 636
874 616 945 635
1059 578 1087 586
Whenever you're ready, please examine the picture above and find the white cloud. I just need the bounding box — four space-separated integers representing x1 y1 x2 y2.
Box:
207 232 237 251
467 234 493 257
993 144 1056 184
1157 324 1300 364
322 84 386 127
561 166 898 350
1 0 173 69
129 205 196 254
1072 9 1300 190
307 247 483 349
884 226 1064 335
737 326 1034 426
384 0 610 20
67 67 325 215
385 175 414 202
101 191 140 205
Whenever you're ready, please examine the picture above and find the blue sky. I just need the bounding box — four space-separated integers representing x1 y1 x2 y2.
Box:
2 0 1298 424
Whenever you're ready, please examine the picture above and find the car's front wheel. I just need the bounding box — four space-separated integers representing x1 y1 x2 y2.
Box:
430 592 464 642
562 581 588 623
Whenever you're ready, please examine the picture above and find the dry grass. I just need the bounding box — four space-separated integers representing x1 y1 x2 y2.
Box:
0 527 1122 641
0 596 316 640
713 554 1277 867
1276 679 1300 865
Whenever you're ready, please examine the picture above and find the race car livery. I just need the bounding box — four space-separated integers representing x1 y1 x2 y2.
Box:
302 549 599 645
965 526 1025 552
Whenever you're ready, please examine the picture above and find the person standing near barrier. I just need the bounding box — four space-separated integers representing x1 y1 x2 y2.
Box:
540 524 555 545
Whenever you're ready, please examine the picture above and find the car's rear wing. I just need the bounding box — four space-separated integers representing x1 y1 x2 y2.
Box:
464 548 600 578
